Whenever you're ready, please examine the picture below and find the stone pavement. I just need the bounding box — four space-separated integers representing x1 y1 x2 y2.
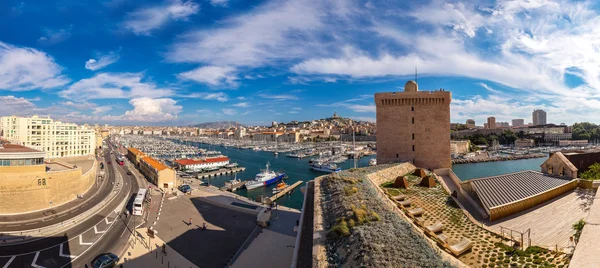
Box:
119 228 198 268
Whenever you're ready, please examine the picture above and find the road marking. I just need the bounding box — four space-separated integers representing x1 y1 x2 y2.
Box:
59 243 77 258
105 217 114 225
3 256 15 268
31 252 46 268
78 235 93 246
94 226 106 234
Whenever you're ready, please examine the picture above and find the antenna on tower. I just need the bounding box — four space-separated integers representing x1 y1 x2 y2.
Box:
415 65 418 84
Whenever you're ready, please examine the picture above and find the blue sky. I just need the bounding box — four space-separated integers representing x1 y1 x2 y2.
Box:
1 0 599 126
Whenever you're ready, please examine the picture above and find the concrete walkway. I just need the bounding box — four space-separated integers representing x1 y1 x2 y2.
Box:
119 228 198 268
231 206 300 268
569 188 600 267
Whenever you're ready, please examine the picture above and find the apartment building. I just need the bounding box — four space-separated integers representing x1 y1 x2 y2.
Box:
0 115 96 158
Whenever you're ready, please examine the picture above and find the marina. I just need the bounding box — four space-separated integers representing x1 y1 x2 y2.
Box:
195 167 246 179
265 180 303 205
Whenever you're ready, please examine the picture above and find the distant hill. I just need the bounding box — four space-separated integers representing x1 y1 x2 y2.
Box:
189 121 243 129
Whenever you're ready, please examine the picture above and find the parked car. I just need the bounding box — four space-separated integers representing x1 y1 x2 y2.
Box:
178 184 192 193
126 171 133 175
91 253 119 268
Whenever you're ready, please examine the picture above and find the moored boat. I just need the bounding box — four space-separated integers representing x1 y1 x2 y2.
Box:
245 162 286 190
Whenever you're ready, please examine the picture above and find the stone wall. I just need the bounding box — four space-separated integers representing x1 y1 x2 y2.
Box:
375 88 452 169
366 162 416 186
0 160 96 214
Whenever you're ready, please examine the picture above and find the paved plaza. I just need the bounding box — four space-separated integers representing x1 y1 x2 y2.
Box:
485 188 595 250
154 194 257 268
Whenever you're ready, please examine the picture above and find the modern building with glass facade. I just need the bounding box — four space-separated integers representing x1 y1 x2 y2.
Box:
0 115 96 159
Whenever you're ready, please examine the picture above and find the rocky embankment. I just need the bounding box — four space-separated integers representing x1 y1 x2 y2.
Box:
452 153 546 164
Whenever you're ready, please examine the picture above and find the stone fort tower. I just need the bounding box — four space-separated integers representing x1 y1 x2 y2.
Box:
375 80 451 169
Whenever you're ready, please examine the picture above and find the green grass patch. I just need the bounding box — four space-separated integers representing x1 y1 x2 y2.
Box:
381 181 394 188
387 188 401 196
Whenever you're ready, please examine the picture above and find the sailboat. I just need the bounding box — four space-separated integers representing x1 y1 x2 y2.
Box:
274 139 279 156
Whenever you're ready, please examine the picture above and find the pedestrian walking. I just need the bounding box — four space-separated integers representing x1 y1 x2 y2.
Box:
189 217 192 226
202 222 207 230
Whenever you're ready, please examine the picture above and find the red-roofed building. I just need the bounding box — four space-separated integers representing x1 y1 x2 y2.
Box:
174 157 230 170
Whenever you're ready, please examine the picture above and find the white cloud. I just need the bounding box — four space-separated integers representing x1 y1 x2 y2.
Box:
289 111 299 114
59 101 98 110
123 0 199 35
237 96 246 100
0 95 36 115
38 26 72 45
317 95 374 113
222 108 236 115
292 107 302 111
103 98 182 122
85 50 120 71
0 41 69 91
233 102 249 107
209 0 228 6
258 93 298 100
166 0 324 67
60 73 173 100
93 106 112 115
184 92 229 102
177 66 238 87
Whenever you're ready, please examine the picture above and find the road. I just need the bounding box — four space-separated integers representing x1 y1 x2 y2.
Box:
0 141 143 268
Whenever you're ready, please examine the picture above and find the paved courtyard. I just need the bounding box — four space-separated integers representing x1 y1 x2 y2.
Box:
154 195 256 268
485 188 595 251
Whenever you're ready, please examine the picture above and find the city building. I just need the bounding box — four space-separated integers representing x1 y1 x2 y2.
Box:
174 157 230 171
234 127 246 139
544 133 573 142
375 80 451 169
127 147 175 190
515 138 535 147
558 140 588 146
512 119 524 128
0 115 96 159
497 122 510 128
465 119 475 129
0 143 97 214
139 156 176 190
486 117 496 129
252 132 283 142
533 109 547 126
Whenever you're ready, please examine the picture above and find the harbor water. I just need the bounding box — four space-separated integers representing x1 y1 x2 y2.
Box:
186 142 375 209
452 157 548 181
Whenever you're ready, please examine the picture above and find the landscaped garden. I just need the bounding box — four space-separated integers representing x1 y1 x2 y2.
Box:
381 172 572 268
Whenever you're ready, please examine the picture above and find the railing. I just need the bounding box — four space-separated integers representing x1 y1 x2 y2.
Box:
0 164 123 246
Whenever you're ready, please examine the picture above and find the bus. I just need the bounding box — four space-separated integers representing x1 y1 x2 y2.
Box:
132 188 148 216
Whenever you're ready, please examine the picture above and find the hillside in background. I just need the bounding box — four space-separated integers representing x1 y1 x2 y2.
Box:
189 121 243 129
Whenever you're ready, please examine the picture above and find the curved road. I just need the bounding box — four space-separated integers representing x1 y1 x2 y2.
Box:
0 143 142 268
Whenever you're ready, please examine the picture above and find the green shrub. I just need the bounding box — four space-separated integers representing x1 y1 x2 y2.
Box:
352 205 370 224
525 246 549 255
348 218 356 227
328 219 350 238
370 211 380 221
344 186 358 196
